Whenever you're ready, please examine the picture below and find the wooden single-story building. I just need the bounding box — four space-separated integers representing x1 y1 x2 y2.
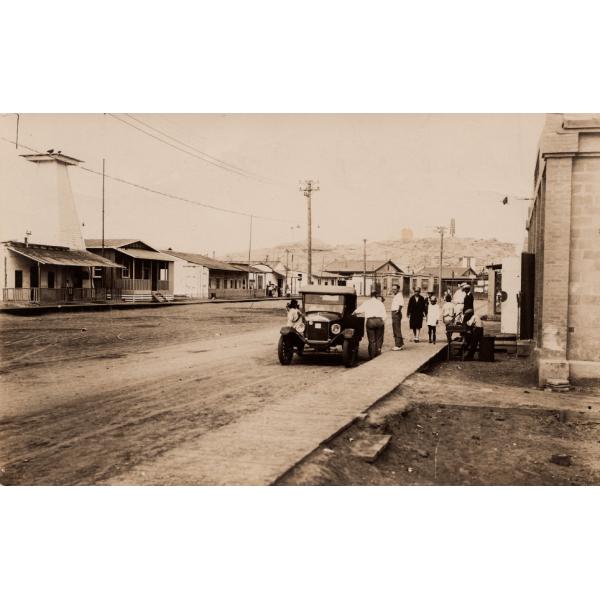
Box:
86 239 174 302
325 259 406 296
1 240 123 305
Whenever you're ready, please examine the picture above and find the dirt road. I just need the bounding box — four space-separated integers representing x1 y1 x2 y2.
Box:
0 301 373 485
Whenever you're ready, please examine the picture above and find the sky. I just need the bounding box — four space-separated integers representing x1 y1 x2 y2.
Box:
0 114 546 257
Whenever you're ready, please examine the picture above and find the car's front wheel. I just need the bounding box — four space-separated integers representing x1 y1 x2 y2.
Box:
342 338 358 368
278 335 294 365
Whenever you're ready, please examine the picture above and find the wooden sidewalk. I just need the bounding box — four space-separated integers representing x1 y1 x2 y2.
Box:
106 339 446 485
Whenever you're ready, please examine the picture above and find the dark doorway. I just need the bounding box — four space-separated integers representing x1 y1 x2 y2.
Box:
47 271 55 288
151 262 158 291
520 253 535 340
15 270 23 288
30 265 39 301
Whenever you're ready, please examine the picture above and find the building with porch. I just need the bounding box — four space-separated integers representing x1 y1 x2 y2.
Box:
325 259 406 296
86 239 174 302
1 151 122 306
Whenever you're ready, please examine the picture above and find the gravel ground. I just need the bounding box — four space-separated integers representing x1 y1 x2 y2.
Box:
279 352 600 485
0 300 369 485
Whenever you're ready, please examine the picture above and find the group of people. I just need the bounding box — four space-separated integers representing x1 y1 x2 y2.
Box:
442 282 484 360
284 280 484 361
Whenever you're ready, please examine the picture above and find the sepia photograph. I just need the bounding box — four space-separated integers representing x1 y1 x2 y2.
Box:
2 112 598 486
2 2 599 599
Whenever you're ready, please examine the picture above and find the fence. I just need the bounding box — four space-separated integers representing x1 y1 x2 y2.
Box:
2 288 123 304
208 288 267 300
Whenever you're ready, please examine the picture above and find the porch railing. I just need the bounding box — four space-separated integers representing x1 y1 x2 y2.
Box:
111 278 170 291
2 288 123 304
208 288 267 299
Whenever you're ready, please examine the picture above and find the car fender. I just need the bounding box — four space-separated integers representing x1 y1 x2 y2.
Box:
280 326 294 336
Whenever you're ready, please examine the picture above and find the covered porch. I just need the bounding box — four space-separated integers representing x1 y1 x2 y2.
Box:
2 242 123 306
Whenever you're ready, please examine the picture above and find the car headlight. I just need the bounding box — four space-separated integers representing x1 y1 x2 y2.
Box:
296 322 306 333
331 323 341 335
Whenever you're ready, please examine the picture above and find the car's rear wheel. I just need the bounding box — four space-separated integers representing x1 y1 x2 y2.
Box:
342 338 357 368
278 335 294 365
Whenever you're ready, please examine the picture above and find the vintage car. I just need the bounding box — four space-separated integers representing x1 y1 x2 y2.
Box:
278 285 365 367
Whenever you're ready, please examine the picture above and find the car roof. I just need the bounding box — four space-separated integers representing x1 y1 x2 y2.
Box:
299 284 356 296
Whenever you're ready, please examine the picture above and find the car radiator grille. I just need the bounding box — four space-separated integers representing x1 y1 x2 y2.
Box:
306 323 329 341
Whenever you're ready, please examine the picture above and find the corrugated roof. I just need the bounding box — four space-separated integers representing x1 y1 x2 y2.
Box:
228 262 263 273
7 245 122 268
85 239 142 249
162 251 243 272
117 248 174 262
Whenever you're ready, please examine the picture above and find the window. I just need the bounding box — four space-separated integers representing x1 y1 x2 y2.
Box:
92 267 103 278
159 264 168 281
47 272 55 288
422 278 429 291
15 270 23 288
142 262 151 280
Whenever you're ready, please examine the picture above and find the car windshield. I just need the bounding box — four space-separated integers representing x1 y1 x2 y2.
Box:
303 293 345 314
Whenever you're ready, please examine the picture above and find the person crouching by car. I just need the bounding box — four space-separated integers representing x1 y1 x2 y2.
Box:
353 289 386 359
462 308 484 360
286 299 304 333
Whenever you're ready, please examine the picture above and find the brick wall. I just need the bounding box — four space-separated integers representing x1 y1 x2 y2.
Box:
568 156 600 362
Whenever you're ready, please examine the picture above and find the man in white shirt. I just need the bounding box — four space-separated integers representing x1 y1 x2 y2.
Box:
390 284 404 350
452 283 467 319
354 290 387 359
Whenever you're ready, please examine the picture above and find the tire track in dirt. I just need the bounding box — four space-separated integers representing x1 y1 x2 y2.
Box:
0 335 341 485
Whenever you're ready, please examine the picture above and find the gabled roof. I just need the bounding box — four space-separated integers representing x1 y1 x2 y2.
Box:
325 259 403 274
418 265 479 278
161 250 244 272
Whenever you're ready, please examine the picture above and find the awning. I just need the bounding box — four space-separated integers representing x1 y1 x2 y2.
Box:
8 246 122 268
117 248 175 262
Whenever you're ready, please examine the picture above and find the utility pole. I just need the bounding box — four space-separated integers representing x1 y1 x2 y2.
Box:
300 180 319 285
363 238 367 295
434 226 447 301
284 248 290 296
247 215 253 292
101 159 106 255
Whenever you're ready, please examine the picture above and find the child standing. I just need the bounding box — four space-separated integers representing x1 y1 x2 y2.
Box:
442 293 455 325
426 296 440 344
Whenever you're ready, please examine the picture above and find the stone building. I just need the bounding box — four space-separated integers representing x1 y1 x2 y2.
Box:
527 114 600 384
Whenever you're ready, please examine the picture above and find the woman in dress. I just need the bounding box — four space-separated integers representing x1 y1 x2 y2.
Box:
407 288 427 342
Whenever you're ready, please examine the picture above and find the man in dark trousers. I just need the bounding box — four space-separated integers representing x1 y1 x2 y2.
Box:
390 284 404 350
463 308 484 360
354 289 387 359
463 284 474 314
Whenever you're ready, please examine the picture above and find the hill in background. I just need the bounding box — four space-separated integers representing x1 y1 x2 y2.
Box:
222 236 517 273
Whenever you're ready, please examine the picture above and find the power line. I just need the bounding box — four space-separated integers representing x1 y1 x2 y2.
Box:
125 114 282 185
0 135 295 223
107 113 280 186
